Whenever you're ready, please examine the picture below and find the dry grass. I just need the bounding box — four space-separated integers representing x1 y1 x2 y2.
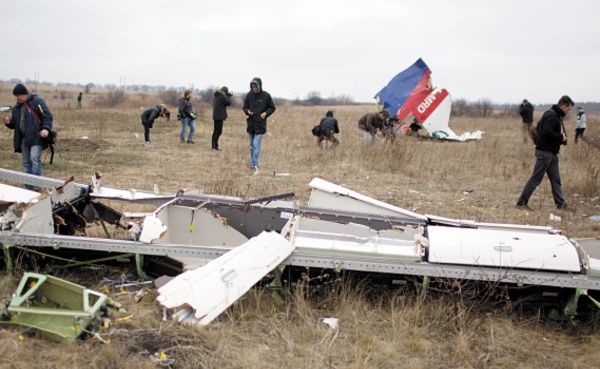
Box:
1 83 600 368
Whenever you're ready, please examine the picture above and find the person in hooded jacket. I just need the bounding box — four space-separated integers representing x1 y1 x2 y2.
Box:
242 77 276 175
141 104 170 146
212 86 232 150
317 110 340 148
2 83 53 189
519 99 535 143
178 89 196 144
575 106 586 144
516 95 573 210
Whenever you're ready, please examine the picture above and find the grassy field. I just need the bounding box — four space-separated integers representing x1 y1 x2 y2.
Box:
0 84 599 368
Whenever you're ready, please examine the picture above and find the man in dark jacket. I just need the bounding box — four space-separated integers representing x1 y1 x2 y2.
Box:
178 89 196 144
317 110 340 149
242 77 276 175
2 83 53 189
141 104 170 146
519 99 535 143
516 95 573 210
212 86 232 151
358 110 389 146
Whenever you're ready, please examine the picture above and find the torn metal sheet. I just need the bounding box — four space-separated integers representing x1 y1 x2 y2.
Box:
156 231 295 326
282 216 422 261
0 184 54 234
427 225 581 272
308 178 427 221
0 183 40 204
0 272 125 343
573 238 600 276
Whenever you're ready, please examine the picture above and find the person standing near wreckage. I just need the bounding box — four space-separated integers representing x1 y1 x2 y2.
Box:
516 95 573 210
358 109 389 146
2 83 53 189
243 77 276 176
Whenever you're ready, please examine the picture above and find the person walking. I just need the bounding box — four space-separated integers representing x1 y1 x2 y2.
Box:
141 104 170 147
317 110 340 149
519 99 534 143
77 92 83 109
212 86 232 151
2 83 53 189
242 77 276 175
575 106 586 144
358 110 389 146
516 95 573 210
178 89 196 144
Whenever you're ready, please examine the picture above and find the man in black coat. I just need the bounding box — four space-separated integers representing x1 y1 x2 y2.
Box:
317 110 340 148
516 95 573 210
242 77 276 175
519 99 534 143
212 86 232 150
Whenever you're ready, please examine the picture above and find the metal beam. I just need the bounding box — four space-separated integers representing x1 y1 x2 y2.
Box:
2 231 599 290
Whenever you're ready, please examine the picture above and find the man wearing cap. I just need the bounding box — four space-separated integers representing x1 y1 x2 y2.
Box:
358 109 389 146
212 86 232 151
2 83 53 188
519 99 534 143
243 77 276 175
575 106 586 144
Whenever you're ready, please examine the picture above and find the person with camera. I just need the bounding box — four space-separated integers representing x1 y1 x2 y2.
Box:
317 110 340 149
519 99 534 143
2 83 53 189
178 89 196 144
358 109 389 146
516 95 573 210
212 86 232 151
243 77 276 175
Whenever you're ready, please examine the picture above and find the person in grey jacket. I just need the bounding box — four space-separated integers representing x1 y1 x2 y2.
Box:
575 106 586 144
178 89 196 144
2 83 53 189
212 86 232 150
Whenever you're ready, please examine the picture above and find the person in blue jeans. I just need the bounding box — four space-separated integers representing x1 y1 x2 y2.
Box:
242 77 276 175
2 83 53 190
178 89 196 143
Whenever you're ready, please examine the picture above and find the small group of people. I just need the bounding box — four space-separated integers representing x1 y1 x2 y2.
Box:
140 77 275 175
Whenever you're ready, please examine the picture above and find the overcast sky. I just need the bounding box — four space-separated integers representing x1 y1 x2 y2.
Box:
1 0 598 104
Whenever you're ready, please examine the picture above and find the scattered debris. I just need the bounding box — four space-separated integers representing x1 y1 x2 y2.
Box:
0 273 125 343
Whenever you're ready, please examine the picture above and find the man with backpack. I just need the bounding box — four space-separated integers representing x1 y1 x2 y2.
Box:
516 95 573 210
2 83 53 189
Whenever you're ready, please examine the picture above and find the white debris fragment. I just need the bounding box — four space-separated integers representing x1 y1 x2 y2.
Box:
549 213 562 222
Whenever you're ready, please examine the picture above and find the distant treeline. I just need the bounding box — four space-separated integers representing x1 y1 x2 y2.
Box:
2 79 596 115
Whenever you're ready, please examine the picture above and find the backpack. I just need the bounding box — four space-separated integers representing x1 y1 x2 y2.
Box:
311 125 321 136
23 100 59 164
531 119 542 145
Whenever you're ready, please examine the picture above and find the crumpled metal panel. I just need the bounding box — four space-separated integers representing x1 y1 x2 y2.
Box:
156 231 295 326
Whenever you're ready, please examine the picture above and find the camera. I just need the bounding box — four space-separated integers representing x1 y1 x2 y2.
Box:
190 112 197 120
226 92 233 97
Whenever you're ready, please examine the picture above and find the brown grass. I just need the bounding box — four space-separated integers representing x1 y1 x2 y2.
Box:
1 83 600 368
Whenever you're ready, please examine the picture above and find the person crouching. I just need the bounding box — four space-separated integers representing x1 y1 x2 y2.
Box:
317 110 340 149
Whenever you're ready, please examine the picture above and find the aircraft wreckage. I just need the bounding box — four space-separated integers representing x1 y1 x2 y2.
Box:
1 167 600 329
